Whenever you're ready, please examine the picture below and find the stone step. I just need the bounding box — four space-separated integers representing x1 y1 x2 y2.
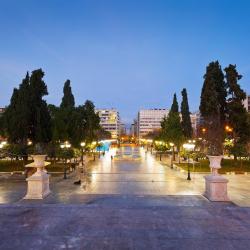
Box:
14 194 236 208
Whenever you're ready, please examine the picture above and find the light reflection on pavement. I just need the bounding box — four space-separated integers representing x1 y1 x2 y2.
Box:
79 146 250 207
1 146 250 206
82 146 202 196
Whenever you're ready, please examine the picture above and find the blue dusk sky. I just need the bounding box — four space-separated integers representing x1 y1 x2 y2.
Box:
0 0 250 123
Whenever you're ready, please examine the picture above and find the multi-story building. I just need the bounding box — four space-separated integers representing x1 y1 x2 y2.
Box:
137 109 169 138
190 112 201 136
0 108 5 117
243 95 250 112
0 108 6 141
130 119 138 137
119 122 126 135
96 109 120 139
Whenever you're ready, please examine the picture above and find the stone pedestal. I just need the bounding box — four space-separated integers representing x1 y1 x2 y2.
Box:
24 155 51 199
204 155 230 202
204 174 229 201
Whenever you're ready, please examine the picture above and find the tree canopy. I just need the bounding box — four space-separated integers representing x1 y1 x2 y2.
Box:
0 69 106 158
1 69 51 146
224 64 250 157
199 61 226 155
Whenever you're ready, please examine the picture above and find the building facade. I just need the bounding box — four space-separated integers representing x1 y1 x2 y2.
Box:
96 109 120 139
0 108 6 141
190 112 201 136
119 122 126 135
0 108 5 117
130 119 138 137
243 95 250 112
137 109 169 138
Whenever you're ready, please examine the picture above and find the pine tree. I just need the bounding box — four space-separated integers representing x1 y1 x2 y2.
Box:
181 88 192 139
199 61 227 155
224 64 250 158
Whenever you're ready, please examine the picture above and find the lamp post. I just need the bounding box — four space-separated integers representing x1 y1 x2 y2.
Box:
92 141 97 161
60 141 71 179
97 142 103 159
0 141 7 148
169 142 174 168
225 125 233 133
80 142 86 165
183 141 195 181
225 125 235 160
201 128 207 153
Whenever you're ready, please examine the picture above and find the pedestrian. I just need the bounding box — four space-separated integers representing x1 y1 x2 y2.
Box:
74 156 86 185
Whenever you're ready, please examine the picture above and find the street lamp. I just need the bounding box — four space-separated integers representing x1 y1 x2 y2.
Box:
201 128 207 152
60 141 71 179
27 140 32 146
60 141 71 149
169 142 174 168
225 125 233 133
80 142 86 165
183 142 195 181
92 141 97 161
0 141 7 149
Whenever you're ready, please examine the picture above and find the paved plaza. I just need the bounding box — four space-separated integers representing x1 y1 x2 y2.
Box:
1 147 250 249
1 196 250 250
1 147 250 206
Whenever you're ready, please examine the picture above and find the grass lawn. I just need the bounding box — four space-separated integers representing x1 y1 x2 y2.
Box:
0 160 75 173
176 159 250 174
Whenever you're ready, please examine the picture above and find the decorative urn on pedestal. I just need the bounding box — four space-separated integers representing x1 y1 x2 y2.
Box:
204 155 229 201
24 154 51 199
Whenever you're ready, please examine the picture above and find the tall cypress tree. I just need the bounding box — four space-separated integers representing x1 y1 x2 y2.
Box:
1 73 31 145
16 72 31 144
224 64 250 158
170 93 179 113
161 94 184 151
60 80 75 109
181 88 192 139
29 69 51 144
1 70 51 155
57 80 76 142
199 61 227 155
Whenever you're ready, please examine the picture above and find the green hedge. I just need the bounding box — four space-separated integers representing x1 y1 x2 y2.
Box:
0 160 75 172
177 159 250 173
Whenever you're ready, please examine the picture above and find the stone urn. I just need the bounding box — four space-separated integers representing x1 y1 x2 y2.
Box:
208 155 223 174
204 155 229 201
32 154 46 167
24 155 51 199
